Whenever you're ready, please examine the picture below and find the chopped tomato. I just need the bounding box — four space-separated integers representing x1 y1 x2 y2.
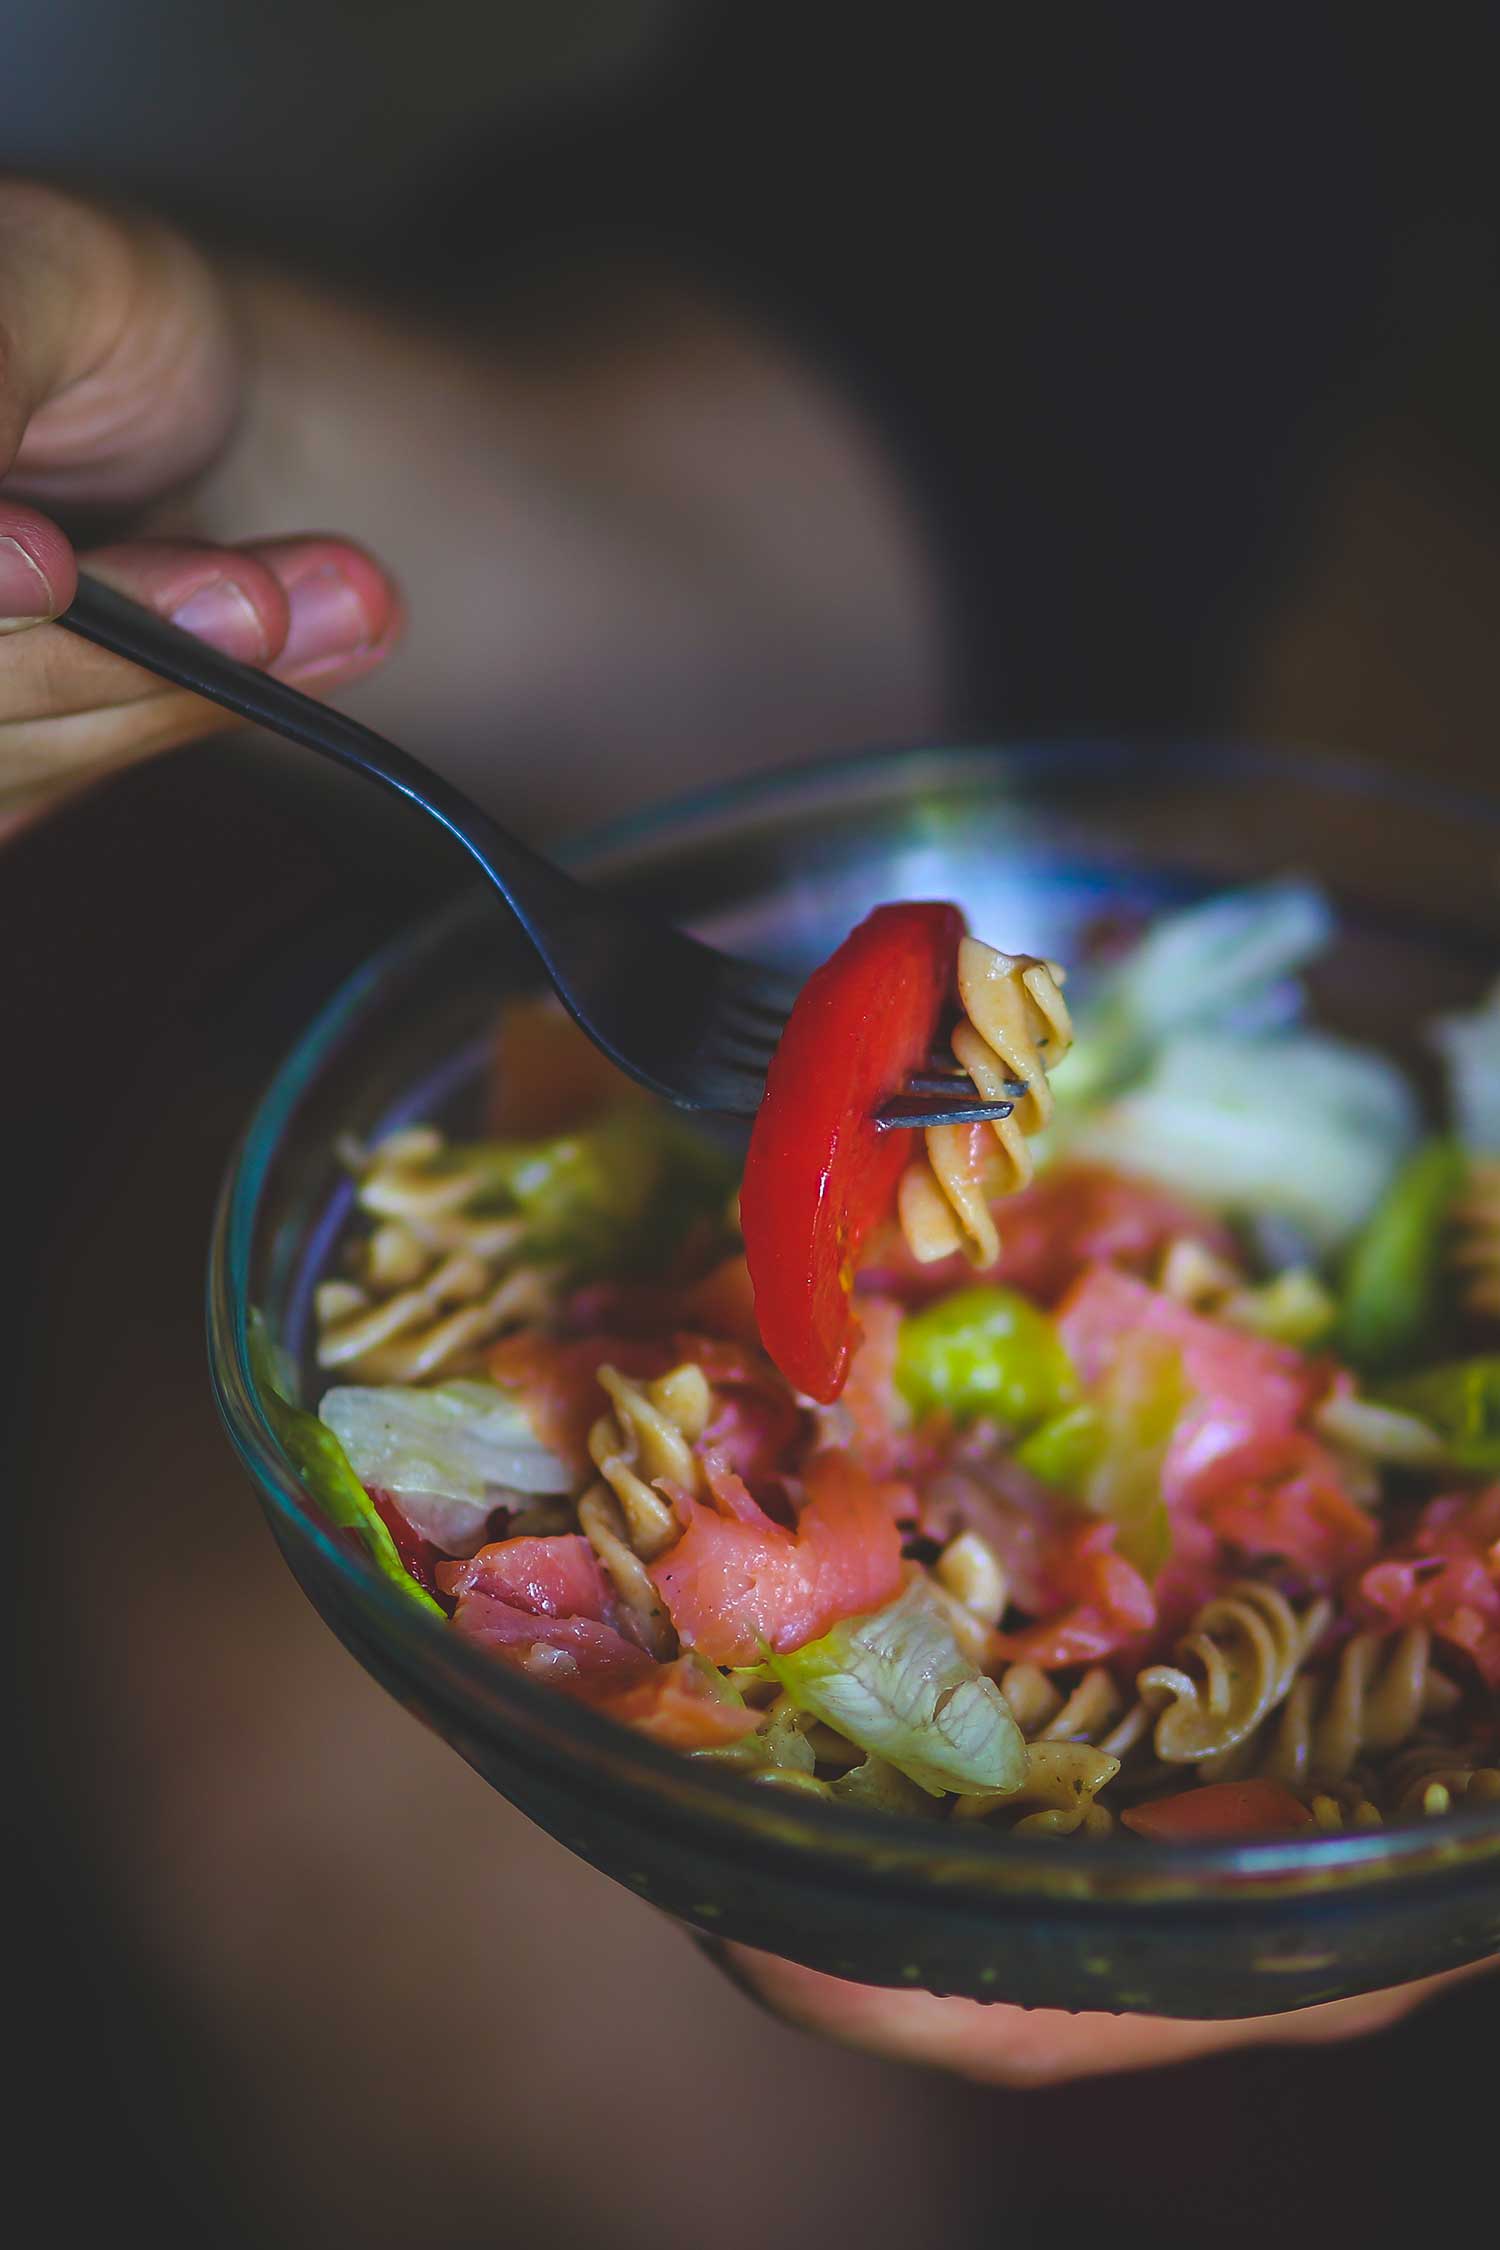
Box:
651 1451 905 1664
1122 1779 1314 1840
582 1660 763 1748
741 902 965 1402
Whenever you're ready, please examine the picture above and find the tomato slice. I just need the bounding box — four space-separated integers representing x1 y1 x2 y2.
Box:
741 902 965 1401
1121 1778 1314 1840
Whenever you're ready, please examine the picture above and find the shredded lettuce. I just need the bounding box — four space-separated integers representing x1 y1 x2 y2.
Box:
1378 1356 1500 1474
1336 1139 1467 1374
1063 1032 1418 1253
428 1108 736 1273
828 1754 938 1816
318 1379 574 1550
766 1581 1025 1798
695 1698 817 1775
249 1313 443 1615
1433 976 1500 1152
1016 1332 1183 1578
1059 880 1335 1108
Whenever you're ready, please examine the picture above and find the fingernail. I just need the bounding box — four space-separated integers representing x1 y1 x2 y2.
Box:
0 534 56 630
170 579 269 662
279 563 372 678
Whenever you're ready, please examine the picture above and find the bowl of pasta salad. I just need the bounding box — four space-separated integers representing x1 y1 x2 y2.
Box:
210 741 1500 2016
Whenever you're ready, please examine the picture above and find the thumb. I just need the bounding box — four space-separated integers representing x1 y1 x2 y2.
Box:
0 500 76 627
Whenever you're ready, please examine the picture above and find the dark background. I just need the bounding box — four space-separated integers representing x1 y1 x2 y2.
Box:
9 6 1500 2245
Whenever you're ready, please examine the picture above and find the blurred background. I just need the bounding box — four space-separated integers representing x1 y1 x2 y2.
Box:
9 6 1500 2245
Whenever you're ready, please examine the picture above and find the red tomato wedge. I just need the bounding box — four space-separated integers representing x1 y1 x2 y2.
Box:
1121 1779 1314 1841
741 902 965 1401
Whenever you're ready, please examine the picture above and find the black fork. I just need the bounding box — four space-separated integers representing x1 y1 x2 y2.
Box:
62 576 1019 1128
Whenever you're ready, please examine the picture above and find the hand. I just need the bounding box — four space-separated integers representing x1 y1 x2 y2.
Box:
711 1945 1494 2086
0 181 403 838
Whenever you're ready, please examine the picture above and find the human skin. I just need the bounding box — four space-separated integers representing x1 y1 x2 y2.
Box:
711 1946 1493 2087
3 175 1486 2086
0 183 405 838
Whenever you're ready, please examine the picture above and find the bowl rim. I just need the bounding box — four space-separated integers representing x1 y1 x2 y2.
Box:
209 736 1500 1907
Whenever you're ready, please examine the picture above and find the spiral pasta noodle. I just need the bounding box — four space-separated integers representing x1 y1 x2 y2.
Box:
1139 1583 1332 1765
578 1361 712 1655
315 1127 556 1381
1198 1624 1460 1790
1450 1156 1500 1319
898 941 1073 1266
955 1662 1142 1837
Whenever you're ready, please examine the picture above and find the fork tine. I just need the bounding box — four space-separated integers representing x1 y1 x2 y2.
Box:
873 1094 1017 1130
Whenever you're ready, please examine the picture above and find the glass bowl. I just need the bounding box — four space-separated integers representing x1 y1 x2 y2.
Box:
210 741 1500 2019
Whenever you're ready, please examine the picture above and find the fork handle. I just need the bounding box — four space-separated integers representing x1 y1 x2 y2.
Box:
60 572 595 957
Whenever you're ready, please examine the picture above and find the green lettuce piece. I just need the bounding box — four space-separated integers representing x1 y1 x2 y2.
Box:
249 1313 443 1616
1337 1139 1467 1374
435 1107 736 1273
1017 1333 1183 1579
1058 880 1335 1109
829 1754 940 1817
319 1380 573 1505
1432 975 1500 1151
766 1582 1025 1798
895 1286 1077 1431
1378 1356 1500 1473
695 1697 817 1775
1062 1032 1418 1254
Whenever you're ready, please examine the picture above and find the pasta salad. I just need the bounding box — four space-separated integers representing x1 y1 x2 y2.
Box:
269 883 1500 1842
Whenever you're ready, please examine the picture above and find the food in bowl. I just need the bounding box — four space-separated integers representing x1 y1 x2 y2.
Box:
264 880 1500 1840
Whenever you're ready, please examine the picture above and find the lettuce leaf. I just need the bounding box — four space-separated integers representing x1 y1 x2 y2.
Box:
1059 880 1334 1108
1336 1139 1467 1374
318 1378 576 1551
1062 1032 1417 1253
249 1313 444 1616
1379 1356 1500 1473
766 1581 1025 1797
1433 976 1500 1152
1016 1332 1182 1579
437 1108 735 1273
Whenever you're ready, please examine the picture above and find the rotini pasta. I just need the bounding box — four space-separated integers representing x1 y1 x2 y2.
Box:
1198 1625 1459 1790
898 942 1072 1266
587 1362 710 1561
1139 1584 1332 1765
315 1128 556 1381
1450 1156 1500 1318
954 1662 1142 1837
